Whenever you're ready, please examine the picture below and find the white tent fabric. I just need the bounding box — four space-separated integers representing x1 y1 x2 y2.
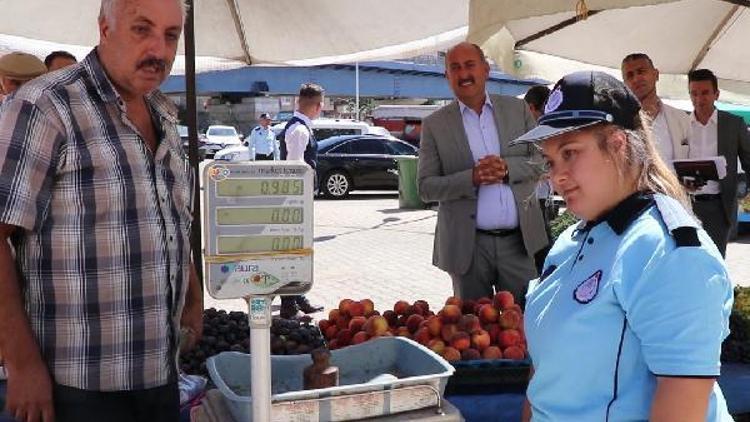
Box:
0 0 469 66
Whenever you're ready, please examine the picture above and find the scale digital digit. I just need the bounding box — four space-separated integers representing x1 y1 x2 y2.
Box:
202 162 314 299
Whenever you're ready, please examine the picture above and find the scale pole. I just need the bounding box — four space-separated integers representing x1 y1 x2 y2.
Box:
248 296 273 421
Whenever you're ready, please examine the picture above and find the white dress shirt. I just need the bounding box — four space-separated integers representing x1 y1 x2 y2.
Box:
651 106 674 162
688 109 721 195
285 111 313 161
459 96 519 230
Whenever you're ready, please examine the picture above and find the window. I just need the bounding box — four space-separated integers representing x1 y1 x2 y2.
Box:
386 141 417 155
313 128 360 141
350 139 388 155
327 142 351 154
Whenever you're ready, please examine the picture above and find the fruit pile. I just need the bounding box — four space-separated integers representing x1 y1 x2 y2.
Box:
317 292 528 363
180 308 325 376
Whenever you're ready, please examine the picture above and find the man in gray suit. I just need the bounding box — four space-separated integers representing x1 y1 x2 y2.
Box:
686 69 750 256
418 42 547 303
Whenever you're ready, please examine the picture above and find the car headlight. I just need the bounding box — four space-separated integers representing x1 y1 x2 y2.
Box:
217 153 236 161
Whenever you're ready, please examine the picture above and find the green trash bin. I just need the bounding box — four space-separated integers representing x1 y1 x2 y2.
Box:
396 156 426 209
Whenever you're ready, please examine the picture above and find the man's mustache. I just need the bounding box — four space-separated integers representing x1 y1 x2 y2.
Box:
137 57 167 72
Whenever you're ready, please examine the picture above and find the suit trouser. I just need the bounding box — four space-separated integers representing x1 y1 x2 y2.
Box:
693 195 730 257
53 381 179 422
449 231 537 306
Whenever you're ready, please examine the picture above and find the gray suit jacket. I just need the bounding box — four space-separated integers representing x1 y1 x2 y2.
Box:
717 110 750 227
417 95 548 275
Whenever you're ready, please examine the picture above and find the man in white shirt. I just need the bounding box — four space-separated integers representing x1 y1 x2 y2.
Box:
621 53 690 162
278 83 325 318
687 69 750 256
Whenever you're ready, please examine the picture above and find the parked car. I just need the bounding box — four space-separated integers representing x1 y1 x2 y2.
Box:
201 125 242 158
316 134 418 198
214 143 253 162
272 119 391 142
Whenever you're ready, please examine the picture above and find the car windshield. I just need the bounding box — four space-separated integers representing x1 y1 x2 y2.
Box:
208 127 237 136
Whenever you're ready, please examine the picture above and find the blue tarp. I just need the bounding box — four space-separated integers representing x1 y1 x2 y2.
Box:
161 61 543 99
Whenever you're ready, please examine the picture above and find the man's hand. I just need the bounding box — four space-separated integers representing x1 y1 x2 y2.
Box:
472 155 508 186
5 357 55 422
680 176 705 193
180 264 204 353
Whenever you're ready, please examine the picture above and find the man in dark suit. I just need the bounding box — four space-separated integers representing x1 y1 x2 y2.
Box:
687 69 750 256
418 42 547 303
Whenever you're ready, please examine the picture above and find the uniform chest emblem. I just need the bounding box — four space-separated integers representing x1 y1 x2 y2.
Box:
574 270 602 304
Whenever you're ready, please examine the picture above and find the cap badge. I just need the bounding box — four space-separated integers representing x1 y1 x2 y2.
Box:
545 88 563 113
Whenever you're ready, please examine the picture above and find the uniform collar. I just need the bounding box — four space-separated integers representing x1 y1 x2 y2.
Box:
581 192 655 235
82 48 177 124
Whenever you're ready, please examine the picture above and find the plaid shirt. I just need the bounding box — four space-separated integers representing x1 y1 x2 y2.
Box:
0 50 193 391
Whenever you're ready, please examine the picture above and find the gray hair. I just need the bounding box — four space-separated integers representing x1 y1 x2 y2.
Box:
99 0 188 27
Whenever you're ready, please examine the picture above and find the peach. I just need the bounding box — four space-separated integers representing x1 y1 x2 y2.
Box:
458 314 481 332
470 329 492 351
497 329 522 348
348 301 365 317
503 345 526 360
348 316 367 332
365 315 390 337
442 346 461 362
360 298 375 315
485 323 501 345
426 316 443 337
499 309 522 330
414 300 430 313
493 291 515 310
336 329 353 346
428 338 446 355
451 332 471 351
461 299 477 315
365 310 380 318
441 324 459 343
352 331 369 345
336 316 351 330
397 314 409 327
382 310 398 327
478 304 499 324
482 346 503 360
396 326 411 338
414 327 432 345
445 296 463 309
338 298 354 315
411 303 426 316
476 297 493 306
328 339 340 350
318 319 331 332
440 304 462 324
328 309 341 322
461 348 481 361
406 314 425 334
324 325 338 340
393 300 410 316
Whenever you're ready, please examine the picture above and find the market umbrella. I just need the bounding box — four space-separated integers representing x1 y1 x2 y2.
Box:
467 0 750 92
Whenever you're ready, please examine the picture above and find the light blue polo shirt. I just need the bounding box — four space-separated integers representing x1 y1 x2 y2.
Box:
525 193 734 422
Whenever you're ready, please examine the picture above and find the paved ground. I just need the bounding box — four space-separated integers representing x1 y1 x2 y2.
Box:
204 192 750 315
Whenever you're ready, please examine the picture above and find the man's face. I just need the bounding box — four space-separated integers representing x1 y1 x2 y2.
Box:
0 76 23 94
98 0 183 100
445 44 490 105
621 58 658 101
689 80 719 117
260 117 271 128
47 56 77 72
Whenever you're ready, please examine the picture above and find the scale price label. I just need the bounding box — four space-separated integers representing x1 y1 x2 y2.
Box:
202 162 314 299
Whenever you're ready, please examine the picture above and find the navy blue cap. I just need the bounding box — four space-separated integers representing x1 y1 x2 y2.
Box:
512 71 641 145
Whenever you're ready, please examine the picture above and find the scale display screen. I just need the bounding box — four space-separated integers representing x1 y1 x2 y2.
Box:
203 162 314 299
218 235 304 254
217 179 304 197
216 207 303 225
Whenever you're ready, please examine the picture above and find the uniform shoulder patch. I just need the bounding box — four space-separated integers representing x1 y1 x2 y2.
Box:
574 270 602 304
671 226 701 247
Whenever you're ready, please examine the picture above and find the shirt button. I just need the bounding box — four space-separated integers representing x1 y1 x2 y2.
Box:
169 235 174 242
587 238 594 244
578 255 584 261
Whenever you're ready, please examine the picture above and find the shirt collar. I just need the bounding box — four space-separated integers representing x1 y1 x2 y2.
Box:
691 108 718 126
457 93 493 115
581 192 655 235
293 110 313 127
81 48 178 124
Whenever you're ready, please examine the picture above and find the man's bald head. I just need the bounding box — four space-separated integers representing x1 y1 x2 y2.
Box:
99 0 187 29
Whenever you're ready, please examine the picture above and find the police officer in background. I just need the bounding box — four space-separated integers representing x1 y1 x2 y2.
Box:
248 112 279 161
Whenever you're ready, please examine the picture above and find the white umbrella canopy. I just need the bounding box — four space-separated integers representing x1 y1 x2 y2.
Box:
468 0 750 90
0 0 469 66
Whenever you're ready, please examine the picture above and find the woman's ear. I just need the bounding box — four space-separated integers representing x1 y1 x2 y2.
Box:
607 130 628 156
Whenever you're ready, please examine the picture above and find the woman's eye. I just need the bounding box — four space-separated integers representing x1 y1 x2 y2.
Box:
562 149 576 160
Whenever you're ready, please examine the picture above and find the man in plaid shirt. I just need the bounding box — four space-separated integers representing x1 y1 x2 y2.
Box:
0 0 203 421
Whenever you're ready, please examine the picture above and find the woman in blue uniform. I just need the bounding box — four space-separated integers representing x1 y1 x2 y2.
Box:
513 72 733 422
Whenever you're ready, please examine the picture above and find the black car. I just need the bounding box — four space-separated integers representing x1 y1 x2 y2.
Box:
316 135 418 198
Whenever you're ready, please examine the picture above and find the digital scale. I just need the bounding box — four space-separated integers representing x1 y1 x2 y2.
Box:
202 161 315 421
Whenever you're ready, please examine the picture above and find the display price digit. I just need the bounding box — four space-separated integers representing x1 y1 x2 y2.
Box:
270 208 303 224
260 180 303 196
272 236 303 251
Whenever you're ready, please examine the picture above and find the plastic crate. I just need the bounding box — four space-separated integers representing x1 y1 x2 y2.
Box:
444 358 531 395
207 336 454 421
